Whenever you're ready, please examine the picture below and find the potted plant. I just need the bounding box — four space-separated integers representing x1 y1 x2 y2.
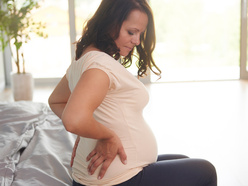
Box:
0 0 47 101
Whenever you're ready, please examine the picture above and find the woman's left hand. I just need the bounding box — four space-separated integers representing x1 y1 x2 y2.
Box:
71 136 80 167
86 135 127 180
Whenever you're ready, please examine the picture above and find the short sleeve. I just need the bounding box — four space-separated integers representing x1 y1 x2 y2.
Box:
83 62 119 90
66 52 121 92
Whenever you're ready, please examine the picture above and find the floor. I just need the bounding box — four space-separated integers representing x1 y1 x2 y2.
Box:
1 80 248 186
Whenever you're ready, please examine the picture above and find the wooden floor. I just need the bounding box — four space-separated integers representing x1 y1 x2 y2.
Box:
1 80 248 186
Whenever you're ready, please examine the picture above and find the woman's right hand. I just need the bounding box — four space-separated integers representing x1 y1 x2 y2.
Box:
86 135 127 180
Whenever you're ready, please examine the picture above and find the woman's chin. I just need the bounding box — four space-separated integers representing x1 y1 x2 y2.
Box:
120 51 131 57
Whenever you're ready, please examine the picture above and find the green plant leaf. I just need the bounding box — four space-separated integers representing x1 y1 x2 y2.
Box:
14 41 22 50
0 0 48 73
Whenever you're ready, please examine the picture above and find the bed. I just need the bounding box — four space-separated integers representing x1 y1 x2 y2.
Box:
0 101 76 186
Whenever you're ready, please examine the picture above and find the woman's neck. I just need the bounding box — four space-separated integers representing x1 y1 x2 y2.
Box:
81 44 101 57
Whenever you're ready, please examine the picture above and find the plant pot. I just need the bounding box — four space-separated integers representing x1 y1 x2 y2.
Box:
11 72 34 101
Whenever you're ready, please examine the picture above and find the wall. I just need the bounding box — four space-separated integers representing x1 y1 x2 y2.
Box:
0 50 5 91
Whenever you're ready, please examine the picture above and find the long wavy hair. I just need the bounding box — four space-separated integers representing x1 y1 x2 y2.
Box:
75 0 161 77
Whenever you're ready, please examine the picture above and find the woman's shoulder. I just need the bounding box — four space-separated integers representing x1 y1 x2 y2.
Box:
67 51 119 90
79 51 123 73
69 51 123 78
86 51 116 62
74 51 116 65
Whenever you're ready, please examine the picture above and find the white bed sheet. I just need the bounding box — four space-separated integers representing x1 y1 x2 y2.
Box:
0 101 76 186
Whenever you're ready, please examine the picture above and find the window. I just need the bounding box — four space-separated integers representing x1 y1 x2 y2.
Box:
150 0 241 82
4 0 248 84
20 0 71 78
74 0 101 40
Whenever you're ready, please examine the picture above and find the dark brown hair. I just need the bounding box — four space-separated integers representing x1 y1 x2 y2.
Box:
75 0 161 77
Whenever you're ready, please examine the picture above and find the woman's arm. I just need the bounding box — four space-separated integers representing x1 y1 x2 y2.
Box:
61 68 115 139
49 69 127 179
48 75 71 119
48 75 81 168
49 69 112 139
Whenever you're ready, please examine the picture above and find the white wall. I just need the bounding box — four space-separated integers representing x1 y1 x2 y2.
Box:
0 50 5 91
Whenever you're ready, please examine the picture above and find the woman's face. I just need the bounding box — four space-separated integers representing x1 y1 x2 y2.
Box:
114 9 148 57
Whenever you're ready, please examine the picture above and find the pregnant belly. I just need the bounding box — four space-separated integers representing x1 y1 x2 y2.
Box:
134 123 158 164
72 122 157 183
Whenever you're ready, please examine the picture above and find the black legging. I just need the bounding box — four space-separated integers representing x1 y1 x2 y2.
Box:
73 154 217 186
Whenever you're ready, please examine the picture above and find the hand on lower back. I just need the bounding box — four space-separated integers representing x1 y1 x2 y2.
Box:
86 135 127 179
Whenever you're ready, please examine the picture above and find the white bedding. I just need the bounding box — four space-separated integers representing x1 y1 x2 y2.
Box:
0 101 76 186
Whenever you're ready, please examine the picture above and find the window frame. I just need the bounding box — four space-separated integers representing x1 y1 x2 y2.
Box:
241 0 248 79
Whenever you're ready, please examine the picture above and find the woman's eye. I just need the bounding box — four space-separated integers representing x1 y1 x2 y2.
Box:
128 31 134 35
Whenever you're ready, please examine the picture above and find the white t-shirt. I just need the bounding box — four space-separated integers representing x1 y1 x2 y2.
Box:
66 51 157 186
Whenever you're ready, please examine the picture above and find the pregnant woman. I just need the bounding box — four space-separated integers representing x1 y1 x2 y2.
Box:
49 0 217 185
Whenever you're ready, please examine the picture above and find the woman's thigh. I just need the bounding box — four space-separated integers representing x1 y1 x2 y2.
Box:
116 155 217 186
157 154 189 161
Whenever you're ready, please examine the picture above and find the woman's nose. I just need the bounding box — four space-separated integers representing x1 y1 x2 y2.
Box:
132 35 140 46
